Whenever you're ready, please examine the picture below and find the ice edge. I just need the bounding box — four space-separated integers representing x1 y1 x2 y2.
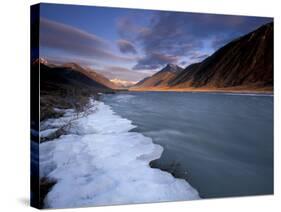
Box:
39 99 200 208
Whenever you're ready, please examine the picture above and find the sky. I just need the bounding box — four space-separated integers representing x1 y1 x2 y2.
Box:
39 3 272 83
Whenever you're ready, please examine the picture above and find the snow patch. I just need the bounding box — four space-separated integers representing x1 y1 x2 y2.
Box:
40 100 200 208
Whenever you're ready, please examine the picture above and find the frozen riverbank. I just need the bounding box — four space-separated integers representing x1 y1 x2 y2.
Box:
39 99 200 208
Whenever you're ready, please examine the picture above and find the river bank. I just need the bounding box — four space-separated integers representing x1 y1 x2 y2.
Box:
129 86 273 94
39 98 200 208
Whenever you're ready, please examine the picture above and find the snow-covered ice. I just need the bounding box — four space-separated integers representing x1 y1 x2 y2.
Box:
40 100 200 208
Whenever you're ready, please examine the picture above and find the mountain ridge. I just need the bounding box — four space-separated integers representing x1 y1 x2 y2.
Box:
134 64 183 88
132 22 273 92
33 59 122 91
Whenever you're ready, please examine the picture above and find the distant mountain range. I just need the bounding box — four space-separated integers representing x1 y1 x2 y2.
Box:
110 78 137 88
34 22 273 94
132 22 273 92
32 59 123 93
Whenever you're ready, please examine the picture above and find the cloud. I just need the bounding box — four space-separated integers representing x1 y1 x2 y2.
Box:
116 16 142 42
180 61 188 66
189 52 209 61
40 18 136 63
211 35 234 50
133 52 179 70
121 11 272 69
115 15 152 42
117 39 137 54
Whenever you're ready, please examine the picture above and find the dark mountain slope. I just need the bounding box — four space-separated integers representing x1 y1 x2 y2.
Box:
134 77 150 87
132 22 273 92
62 63 119 89
32 60 115 121
134 64 183 88
39 63 112 92
169 22 273 89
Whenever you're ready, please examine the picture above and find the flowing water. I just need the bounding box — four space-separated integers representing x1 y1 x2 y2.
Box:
102 91 273 198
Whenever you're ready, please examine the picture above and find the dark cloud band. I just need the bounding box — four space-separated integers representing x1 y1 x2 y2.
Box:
40 18 136 63
117 11 272 69
117 39 137 54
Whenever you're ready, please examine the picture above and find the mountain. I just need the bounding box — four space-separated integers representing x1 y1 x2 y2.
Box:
32 59 116 93
62 63 119 89
33 59 118 121
134 64 183 88
132 22 273 92
170 22 273 90
32 57 48 65
110 78 137 88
